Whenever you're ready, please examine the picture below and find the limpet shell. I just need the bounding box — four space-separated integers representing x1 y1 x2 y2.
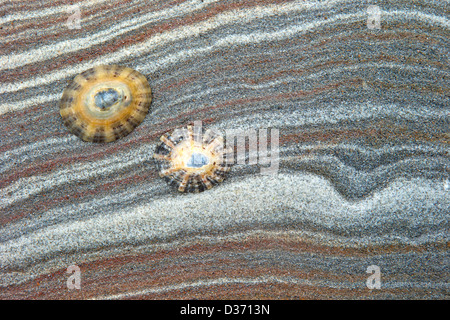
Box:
153 125 233 193
60 65 152 142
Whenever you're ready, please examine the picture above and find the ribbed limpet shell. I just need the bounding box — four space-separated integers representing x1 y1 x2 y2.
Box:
60 65 152 142
153 125 233 193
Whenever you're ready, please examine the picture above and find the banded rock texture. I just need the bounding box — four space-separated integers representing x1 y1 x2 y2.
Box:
0 0 449 299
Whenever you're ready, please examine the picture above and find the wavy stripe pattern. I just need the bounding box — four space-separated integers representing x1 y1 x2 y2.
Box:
0 0 449 299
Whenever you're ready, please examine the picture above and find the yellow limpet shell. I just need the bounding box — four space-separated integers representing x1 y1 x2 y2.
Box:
153 125 233 193
60 65 152 142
